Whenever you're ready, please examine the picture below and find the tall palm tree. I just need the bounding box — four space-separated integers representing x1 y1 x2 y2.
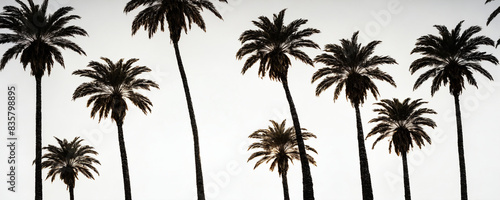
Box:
0 1 87 199
410 21 498 200
312 31 397 200
248 120 317 200
72 57 158 200
485 0 500 46
366 98 436 200
236 9 320 200
123 1 226 199
42 137 100 200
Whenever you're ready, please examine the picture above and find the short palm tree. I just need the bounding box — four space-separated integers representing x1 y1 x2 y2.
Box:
0 1 87 199
312 31 397 200
123 1 226 199
72 57 158 200
42 137 100 200
248 120 317 200
410 21 498 200
236 9 320 200
366 98 436 200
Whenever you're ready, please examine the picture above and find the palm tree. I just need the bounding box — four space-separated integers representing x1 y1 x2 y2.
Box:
410 21 498 200
123 1 226 199
72 57 159 200
366 98 436 200
41 137 100 200
485 0 500 46
236 9 320 200
248 120 317 200
312 31 397 200
0 1 87 199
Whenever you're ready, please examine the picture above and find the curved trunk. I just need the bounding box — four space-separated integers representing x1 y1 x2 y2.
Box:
281 76 314 200
453 93 468 200
35 75 42 200
173 41 205 200
281 171 290 200
354 104 373 200
69 185 74 200
402 152 411 200
116 121 132 200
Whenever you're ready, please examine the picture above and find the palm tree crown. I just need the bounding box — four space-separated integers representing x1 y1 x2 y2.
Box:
0 0 87 76
41 137 100 189
410 20 498 96
248 119 317 175
366 98 437 155
72 57 159 123
312 31 397 107
124 0 226 42
236 9 320 82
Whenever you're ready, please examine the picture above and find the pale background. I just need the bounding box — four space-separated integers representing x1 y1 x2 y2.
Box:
1 0 500 199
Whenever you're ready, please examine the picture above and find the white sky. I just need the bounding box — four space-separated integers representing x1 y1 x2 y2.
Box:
1 0 500 199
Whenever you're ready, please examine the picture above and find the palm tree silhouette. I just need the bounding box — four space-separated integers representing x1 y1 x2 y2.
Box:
72 57 158 200
236 9 320 200
123 1 226 198
366 98 436 200
248 120 317 200
42 137 100 200
0 1 87 199
410 20 498 200
312 31 397 200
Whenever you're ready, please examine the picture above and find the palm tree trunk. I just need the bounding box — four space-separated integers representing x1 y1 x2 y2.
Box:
69 186 75 200
35 75 42 200
402 151 411 200
453 93 468 200
354 104 373 200
281 76 314 200
281 171 290 200
116 121 132 200
173 41 205 200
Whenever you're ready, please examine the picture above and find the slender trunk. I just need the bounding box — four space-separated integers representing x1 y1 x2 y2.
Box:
35 75 42 200
69 186 74 200
402 152 411 200
453 94 468 200
354 104 373 200
116 121 132 200
281 76 314 200
281 171 290 200
173 41 205 200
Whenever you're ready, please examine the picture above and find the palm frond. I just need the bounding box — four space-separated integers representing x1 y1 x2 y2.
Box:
125 0 226 41
410 21 498 96
247 120 317 175
313 31 396 107
41 137 100 189
73 57 158 123
236 9 319 82
367 98 436 155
